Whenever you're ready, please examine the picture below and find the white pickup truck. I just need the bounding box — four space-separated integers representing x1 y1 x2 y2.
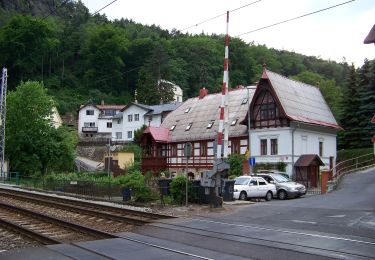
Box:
233 176 277 201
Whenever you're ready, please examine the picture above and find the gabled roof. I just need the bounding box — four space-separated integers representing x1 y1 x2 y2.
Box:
364 24 375 44
294 154 324 167
161 87 256 142
144 126 170 143
264 69 341 129
79 104 125 111
145 102 182 116
120 102 152 112
371 115 375 123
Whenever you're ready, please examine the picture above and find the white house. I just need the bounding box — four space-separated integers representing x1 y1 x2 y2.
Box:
112 102 182 141
141 68 341 188
158 80 183 102
78 103 125 138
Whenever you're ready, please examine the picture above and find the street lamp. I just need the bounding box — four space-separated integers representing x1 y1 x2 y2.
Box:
247 86 257 175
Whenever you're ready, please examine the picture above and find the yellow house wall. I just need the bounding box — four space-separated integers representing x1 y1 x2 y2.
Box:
111 152 134 169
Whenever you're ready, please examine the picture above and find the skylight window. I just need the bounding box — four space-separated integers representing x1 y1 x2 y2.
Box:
207 121 214 129
170 125 176 131
231 119 238 126
185 123 192 131
242 98 248 105
184 107 191 113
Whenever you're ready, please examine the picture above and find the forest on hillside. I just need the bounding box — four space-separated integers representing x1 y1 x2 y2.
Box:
0 0 374 149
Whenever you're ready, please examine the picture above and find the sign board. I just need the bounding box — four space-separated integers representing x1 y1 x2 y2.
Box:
184 142 193 159
248 157 256 166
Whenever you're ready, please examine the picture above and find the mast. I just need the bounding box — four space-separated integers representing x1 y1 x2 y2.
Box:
217 11 230 159
0 68 7 177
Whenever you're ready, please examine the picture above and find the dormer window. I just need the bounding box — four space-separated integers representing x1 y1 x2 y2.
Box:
242 98 248 105
185 123 192 131
207 121 214 129
231 119 238 126
184 107 191 113
170 125 176 131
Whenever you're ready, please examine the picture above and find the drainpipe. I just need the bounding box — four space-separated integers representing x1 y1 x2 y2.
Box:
291 124 298 180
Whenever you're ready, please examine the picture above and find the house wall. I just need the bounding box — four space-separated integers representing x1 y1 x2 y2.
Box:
115 105 148 141
144 114 163 127
111 152 134 169
250 126 336 177
78 105 100 133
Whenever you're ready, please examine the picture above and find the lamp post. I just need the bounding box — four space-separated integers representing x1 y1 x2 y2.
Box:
247 86 256 175
107 137 111 177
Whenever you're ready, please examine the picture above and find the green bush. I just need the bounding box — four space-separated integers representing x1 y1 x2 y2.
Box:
228 153 245 177
116 171 155 202
170 176 193 205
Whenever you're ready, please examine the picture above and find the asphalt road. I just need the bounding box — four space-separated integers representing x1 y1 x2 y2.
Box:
136 167 375 259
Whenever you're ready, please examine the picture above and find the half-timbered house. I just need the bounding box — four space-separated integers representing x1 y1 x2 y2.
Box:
141 68 341 188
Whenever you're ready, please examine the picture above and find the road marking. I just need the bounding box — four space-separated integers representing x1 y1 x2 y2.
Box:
190 218 375 245
291 220 317 224
327 215 346 218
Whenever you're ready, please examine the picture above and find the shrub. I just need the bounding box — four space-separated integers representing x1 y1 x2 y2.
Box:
116 171 155 202
170 176 193 205
228 153 245 177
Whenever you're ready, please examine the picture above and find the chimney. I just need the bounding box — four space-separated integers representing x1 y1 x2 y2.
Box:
101 100 104 105
199 87 208 99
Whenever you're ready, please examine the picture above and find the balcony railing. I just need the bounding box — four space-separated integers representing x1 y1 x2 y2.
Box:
82 127 98 132
141 157 167 172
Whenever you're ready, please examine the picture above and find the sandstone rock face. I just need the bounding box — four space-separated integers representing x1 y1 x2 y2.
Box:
0 0 56 16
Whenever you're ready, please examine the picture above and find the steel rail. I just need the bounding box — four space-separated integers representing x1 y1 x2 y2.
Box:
0 201 117 243
0 191 150 225
0 187 174 220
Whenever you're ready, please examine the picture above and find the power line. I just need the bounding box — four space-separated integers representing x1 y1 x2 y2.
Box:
41 0 71 20
236 0 356 37
180 0 262 32
92 0 118 16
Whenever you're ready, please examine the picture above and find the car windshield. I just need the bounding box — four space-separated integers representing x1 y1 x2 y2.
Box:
271 174 290 183
235 177 250 185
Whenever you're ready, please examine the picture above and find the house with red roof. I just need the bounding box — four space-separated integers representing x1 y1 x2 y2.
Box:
141 68 341 188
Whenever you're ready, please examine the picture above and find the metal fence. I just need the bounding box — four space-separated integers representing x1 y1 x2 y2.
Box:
0 173 233 205
332 153 374 179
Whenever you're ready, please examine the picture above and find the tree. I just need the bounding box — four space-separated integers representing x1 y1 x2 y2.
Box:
358 59 375 147
0 15 58 89
338 64 362 149
5 81 76 175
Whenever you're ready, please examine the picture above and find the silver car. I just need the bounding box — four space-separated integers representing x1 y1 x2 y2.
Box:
256 173 306 200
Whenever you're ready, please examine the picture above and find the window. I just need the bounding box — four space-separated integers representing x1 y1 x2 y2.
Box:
242 98 248 105
258 180 267 186
250 180 257 186
319 141 323 157
116 132 122 139
128 114 133 122
127 131 133 139
231 140 240 154
271 139 278 155
261 139 267 155
170 144 177 156
107 122 112 128
185 123 192 131
86 110 94 115
200 142 207 156
104 110 115 116
134 114 139 121
84 122 95 127
170 125 176 131
207 121 214 129
231 119 238 126
184 107 191 113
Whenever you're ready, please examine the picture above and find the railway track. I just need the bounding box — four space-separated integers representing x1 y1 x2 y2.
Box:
0 201 116 245
0 187 173 223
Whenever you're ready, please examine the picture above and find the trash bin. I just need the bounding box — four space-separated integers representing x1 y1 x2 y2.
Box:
221 179 235 201
158 179 172 196
122 187 132 201
191 180 210 204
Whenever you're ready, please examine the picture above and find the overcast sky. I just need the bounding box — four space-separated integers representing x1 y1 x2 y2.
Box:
84 0 375 67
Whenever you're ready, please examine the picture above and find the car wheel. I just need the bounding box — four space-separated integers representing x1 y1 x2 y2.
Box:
239 191 247 200
278 190 287 200
265 191 272 201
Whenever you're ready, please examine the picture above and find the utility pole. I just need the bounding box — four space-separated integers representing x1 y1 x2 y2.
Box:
0 68 8 179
